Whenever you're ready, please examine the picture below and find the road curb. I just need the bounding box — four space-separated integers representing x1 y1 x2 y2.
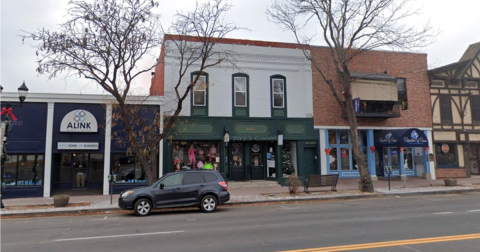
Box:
2 188 479 218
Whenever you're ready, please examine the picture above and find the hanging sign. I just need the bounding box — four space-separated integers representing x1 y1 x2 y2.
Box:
60 110 98 133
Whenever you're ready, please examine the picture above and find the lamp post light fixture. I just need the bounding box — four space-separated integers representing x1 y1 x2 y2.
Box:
277 129 284 146
1 81 29 208
223 128 230 147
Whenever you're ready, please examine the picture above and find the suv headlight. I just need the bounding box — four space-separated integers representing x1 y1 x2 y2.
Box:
121 191 134 198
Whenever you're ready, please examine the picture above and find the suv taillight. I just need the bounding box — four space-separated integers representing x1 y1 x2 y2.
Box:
219 181 228 190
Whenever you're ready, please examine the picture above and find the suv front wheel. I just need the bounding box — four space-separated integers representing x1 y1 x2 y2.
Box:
200 195 217 213
134 198 152 216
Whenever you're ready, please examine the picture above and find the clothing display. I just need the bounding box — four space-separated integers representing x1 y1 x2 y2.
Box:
172 141 220 171
76 171 86 187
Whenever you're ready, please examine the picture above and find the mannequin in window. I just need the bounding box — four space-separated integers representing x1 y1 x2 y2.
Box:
188 144 196 166
404 158 409 170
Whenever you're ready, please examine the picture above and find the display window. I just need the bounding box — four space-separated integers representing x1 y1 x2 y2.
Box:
172 141 220 171
435 143 457 168
112 154 147 183
281 141 297 177
3 154 44 186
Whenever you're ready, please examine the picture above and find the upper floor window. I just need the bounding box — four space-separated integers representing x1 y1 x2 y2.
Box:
397 78 408 110
431 80 445 87
439 95 453 124
471 96 480 125
232 73 249 117
465 82 478 89
271 75 287 117
191 72 208 116
234 75 247 107
272 78 285 108
193 75 207 106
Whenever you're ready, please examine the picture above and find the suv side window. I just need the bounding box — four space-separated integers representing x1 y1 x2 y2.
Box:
203 172 217 183
185 172 204 185
162 173 184 187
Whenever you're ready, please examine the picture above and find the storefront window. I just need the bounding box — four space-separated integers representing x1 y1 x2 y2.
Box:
112 154 147 183
267 143 276 178
327 130 354 172
341 148 350 170
281 141 297 177
172 141 220 170
329 147 338 171
435 143 457 168
2 154 44 186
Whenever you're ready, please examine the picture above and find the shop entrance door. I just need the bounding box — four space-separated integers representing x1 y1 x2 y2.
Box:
230 143 245 181
250 143 264 180
469 146 479 175
72 153 88 189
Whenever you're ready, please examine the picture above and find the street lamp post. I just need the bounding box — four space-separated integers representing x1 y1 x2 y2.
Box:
1 82 29 208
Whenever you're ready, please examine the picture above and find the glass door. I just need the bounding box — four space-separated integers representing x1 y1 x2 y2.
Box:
230 143 245 181
250 143 264 180
72 153 88 189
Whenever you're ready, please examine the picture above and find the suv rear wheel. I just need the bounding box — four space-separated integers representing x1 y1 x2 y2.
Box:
134 198 152 216
200 195 217 213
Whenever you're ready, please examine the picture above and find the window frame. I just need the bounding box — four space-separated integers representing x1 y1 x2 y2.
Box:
270 75 287 117
431 80 445 87
471 96 480 125
397 78 408 110
439 95 453 124
190 72 209 116
465 81 478 89
192 75 207 106
232 73 250 117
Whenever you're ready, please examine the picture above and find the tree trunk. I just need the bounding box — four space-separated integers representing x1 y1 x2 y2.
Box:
341 76 374 192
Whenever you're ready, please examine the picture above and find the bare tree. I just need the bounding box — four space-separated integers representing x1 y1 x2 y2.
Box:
267 0 436 192
22 0 240 184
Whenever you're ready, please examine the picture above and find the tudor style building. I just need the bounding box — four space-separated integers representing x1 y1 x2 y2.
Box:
428 42 480 178
310 47 435 180
151 37 319 184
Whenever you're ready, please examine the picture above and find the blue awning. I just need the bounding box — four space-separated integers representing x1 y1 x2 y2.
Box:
374 128 429 147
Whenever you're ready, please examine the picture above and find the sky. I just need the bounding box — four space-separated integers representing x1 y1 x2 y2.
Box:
1 0 479 96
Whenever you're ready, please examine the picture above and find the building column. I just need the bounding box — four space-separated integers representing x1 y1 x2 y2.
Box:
367 130 377 181
43 103 54 197
426 130 436 180
319 129 327 175
102 104 112 195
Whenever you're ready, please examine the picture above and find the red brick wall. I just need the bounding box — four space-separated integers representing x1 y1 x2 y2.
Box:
311 47 432 128
436 168 466 178
149 43 165 96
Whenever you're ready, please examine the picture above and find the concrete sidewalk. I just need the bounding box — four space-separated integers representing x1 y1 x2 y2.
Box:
2 176 480 217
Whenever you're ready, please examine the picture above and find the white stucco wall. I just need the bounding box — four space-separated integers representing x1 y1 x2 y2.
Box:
163 41 313 118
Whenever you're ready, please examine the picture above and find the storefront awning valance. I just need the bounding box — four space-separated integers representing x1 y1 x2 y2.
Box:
374 128 429 147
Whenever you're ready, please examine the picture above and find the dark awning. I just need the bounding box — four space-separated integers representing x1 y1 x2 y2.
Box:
374 128 429 147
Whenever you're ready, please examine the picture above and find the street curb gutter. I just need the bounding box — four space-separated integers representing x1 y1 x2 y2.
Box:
1 188 479 218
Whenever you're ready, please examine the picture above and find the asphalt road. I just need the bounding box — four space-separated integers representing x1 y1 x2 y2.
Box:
2 192 480 252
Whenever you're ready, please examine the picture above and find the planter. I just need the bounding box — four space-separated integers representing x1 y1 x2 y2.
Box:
444 178 457 187
53 194 70 207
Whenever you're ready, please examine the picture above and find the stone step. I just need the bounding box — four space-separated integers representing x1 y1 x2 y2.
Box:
227 180 282 190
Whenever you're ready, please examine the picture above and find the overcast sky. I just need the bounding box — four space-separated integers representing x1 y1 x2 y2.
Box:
1 0 479 96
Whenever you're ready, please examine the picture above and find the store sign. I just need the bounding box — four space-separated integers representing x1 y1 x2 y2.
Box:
403 130 428 145
58 142 99 150
378 132 398 144
441 144 450 153
60 110 98 133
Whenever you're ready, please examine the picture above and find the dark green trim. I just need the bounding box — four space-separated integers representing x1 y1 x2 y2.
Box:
232 73 250 117
190 71 209 117
270 75 287 118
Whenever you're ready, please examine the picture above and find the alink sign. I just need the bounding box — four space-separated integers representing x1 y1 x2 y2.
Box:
60 110 98 133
